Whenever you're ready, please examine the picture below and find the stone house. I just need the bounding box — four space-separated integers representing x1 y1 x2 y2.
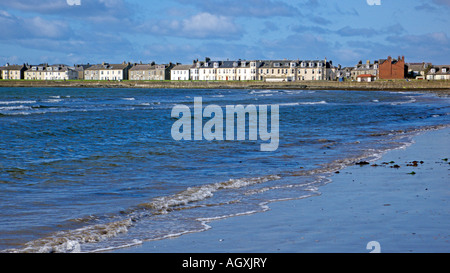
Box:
405 62 432 79
0 64 27 80
258 60 295 82
73 64 91 80
84 64 103 80
351 60 379 81
297 59 335 81
25 64 48 80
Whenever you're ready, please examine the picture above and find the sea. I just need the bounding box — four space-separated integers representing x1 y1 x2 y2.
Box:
0 87 449 253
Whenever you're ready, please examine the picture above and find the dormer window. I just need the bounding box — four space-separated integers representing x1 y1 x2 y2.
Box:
430 68 436 73
214 62 219 68
290 62 297 68
442 68 447 73
318 62 323 67
274 63 280 67
309 62 315 67
301 62 306 68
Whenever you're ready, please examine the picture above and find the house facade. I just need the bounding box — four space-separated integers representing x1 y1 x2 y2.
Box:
426 65 450 80
351 60 378 81
129 64 154 81
98 62 131 81
406 62 432 79
43 64 78 80
73 64 91 80
170 64 192 81
0 64 27 80
258 60 295 82
84 64 102 80
297 59 335 81
357 74 376 82
25 64 48 80
378 56 406 79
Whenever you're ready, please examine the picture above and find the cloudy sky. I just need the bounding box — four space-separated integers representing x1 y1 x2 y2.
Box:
0 0 449 67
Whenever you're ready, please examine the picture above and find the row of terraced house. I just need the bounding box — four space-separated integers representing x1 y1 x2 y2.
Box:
1 56 449 81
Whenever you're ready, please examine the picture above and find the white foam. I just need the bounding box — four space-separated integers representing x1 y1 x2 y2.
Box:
0 100 36 105
279 101 327 106
140 174 281 213
122 98 136 101
0 105 31 111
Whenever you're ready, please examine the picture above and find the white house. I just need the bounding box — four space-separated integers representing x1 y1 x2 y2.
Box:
426 65 450 80
98 62 131 81
44 65 78 80
170 64 192 81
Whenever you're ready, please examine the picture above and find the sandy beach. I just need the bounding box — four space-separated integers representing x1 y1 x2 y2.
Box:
111 127 450 253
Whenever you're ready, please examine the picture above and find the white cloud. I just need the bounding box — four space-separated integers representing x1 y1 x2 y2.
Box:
181 13 241 38
139 12 242 39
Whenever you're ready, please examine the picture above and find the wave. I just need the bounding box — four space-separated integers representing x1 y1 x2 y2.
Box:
279 101 327 106
0 105 31 111
3 123 448 253
43 99 64 103
0 100 36 105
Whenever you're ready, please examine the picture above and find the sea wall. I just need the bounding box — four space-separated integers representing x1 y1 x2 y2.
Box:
1 79 449 92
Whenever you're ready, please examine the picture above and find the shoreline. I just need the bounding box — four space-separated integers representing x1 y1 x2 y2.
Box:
0 80 449 95
110 126 450 253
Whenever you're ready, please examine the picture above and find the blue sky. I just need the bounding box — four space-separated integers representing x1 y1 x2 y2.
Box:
0 0 449 67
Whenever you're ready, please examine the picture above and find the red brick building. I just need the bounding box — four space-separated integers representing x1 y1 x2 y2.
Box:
378 56 406 79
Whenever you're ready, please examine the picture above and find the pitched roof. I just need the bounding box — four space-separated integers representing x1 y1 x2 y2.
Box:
129 64 155 71
0 64 26 70
171 64 193 70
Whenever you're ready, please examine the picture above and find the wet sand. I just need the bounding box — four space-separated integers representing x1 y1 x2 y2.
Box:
111 127 449 253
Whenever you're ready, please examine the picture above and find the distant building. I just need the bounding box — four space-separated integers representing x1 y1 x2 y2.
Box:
199 59 218 81
357 74 376 82
337 66 354 81
406 62 432 79
129 64 155 81
85 62 131 81
258 60 295 82
378 56 406 79
351 60 378 81
297 59 336 81
170 64 192 81
0 64 27 80
73 64 91 80
25 64 48 80
426 65 450 80
216 60 238 81
43 64 78 80
99 62 131 81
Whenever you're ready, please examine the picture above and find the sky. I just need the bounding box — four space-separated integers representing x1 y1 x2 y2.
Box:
0 0 449 67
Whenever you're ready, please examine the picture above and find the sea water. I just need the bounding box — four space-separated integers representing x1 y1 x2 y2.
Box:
0 87 449 253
